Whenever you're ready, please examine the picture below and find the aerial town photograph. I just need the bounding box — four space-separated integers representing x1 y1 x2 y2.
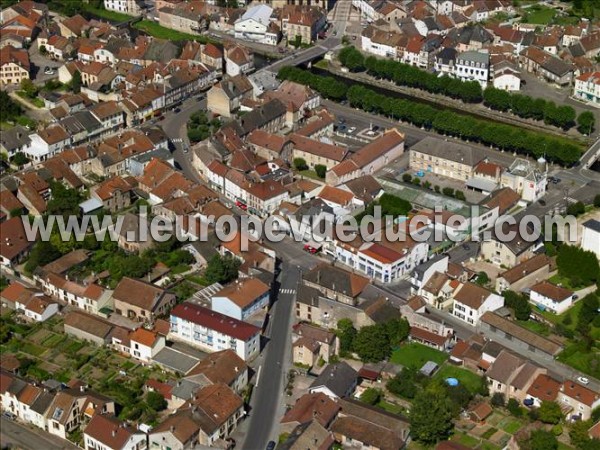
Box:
0 0 599 449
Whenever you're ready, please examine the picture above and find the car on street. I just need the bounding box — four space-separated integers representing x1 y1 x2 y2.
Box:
44 66 54 75
577 376 589 385
538 199 546 206
266 441 276 450
2 411 16 420
462 243 470 250
174 107 181 113
348 126 357 134
372 125 380 131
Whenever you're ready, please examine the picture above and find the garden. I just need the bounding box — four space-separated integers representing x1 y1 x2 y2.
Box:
390 342 448 368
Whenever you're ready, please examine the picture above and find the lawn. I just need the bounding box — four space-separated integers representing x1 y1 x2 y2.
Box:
433 365 484 394
377 400 405 415
516 319 551 336
557 342 600 379
451 432 479 448
522 5 556 24
499 418 523 434
20 342 46 357
540 300 582 328
390 343 448 368
548 274 588 291
82 5 131 22
298 169 324 181
16 92 44 108
134 20 211 43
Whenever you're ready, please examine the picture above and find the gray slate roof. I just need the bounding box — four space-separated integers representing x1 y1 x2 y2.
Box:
410 137 482 167
309 362 357 398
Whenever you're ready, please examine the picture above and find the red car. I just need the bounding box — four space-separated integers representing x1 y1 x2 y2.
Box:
235 201 248 210
303 244 319 254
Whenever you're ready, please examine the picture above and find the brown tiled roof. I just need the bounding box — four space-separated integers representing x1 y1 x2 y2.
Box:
486 350 524 384
0 216 33 262
527 374 560 402
562 381 600 407
214 278 270 308
0 45 30 71
246 180 287 201
292 323 335 345
64 311 113 340
0 190 24 213
499 254 552 284
470 402 493 421
129 328 159 347
247 129 289 154
482 313 563 355
317 185 355 206
38 125 69 145
480 187 520 215
331 415 404 450
409 326 448 347
530 281 573 302
187 350 247 385
84 414 140 449
290 134 347 162
453 282 492 309
0 282 27 303
191 383 243 433
151 410 200 445
112 277 171 312
281 392 340 427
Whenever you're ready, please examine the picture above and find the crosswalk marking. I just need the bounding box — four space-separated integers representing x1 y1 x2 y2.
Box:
280 288 296 295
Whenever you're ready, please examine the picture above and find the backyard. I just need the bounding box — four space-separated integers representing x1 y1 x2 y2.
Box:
433 365 485 395
134 20 213 43
0 314 176 423
520 5 556 24
390 343 448 368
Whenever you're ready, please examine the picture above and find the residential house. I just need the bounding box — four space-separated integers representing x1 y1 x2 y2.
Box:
247 129 293 161
573 71 600 107
245 179 289 217
185 349 249 394
234 4 277 45
280 392 340 434
495 254 554 293
525 374 561 407
500 157 547 202
211 277 270 321
480 220 539 268
169 302 261 361
104 0 144 16
23 124 71 162
581 219 600 258
292 323 338 368
113 277 176 324
308 362 357 399
129 328 166 363
0 216 35 267
224 44 255 77
409 137 481 181
91 176 136 212
111 213 155 253
0 44 29 85
207 74 254 118
520 46 574 86
529 281 575 315
331 398 410 450
84 414 148 450
558 381 600 421
452 282 504 325
281 5 326 45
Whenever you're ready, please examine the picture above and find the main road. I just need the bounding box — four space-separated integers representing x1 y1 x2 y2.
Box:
0 417 80 450
243 263 301 450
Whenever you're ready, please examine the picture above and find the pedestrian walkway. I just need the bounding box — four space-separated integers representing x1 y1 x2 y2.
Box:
279 288 296 295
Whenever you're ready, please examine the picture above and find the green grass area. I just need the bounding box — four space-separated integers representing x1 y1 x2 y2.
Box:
82 5 132 22
42 333 65 347
557 341 600 379
298 169 324 181
539 300 582 328
20 342 46 357
433 365 484 394
482 428 498 440
451 432 480 448
390 343 448 368
16 92 44 108
547 274 589 291
134 20 212 43
377 400 405 415
521 5 556 24
186 275 208 286
500 419 523 434
516 319 551 336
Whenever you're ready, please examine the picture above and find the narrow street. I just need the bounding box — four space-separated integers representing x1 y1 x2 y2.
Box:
243 263 300 450
0 417 79 450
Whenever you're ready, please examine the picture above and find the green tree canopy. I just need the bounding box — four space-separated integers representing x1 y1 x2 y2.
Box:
538 400 563 424
577 111 595 135
503 290 532 321
359 387 381 405
336 318 357 355
146 391 167 411
409 383 455 444
522 430 558 450
293 157 308 171
353 324 391 362
204 254 241 285
557 245 599 288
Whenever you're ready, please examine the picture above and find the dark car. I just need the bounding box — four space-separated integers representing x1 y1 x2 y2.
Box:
538 199 546 206
174 107 181 113
266 441 276 450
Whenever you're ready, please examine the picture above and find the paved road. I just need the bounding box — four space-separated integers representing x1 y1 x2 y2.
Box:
0 417 79 450
244 263 301 450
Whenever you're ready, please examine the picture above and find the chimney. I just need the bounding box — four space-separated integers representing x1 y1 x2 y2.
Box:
170 425 175 433
112 429 117 437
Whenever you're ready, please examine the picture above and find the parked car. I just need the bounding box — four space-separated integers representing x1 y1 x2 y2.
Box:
174 107 181 113
348 126 357 134
577 376 589 385
44 66 54 75
2 411 16 420
266 442 276 450
235 200 248 211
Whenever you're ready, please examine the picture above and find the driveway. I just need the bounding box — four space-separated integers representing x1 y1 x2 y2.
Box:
0 417 79 450
28 44 62 85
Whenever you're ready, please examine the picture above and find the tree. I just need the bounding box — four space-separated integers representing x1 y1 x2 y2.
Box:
146 391 167 411
569 420 595 450
72 70 82 94
204 254 241 284
538 400 563 424
20 79 38 98
523 430 558 450
577 111 595 135
491 392 505 407
507 398 522 417
11 152 29 167
383 317 410 347
378 193 412 217
39 45 47 55
594 194 600 208
475 271 490 286
455 190 466 201
442 187 455 197
360 388 381 405
567 201 586 216
409 384 455 444
314 164 327 178
336 318 357 356
293 158 308 171
47 182 85 217
557 245 599 288
387 368 419 399
353 324 391 362
402 173 412 183
503 290 532 321
25 240 61 274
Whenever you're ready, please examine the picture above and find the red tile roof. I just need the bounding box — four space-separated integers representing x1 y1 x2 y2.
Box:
171 302 260 341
